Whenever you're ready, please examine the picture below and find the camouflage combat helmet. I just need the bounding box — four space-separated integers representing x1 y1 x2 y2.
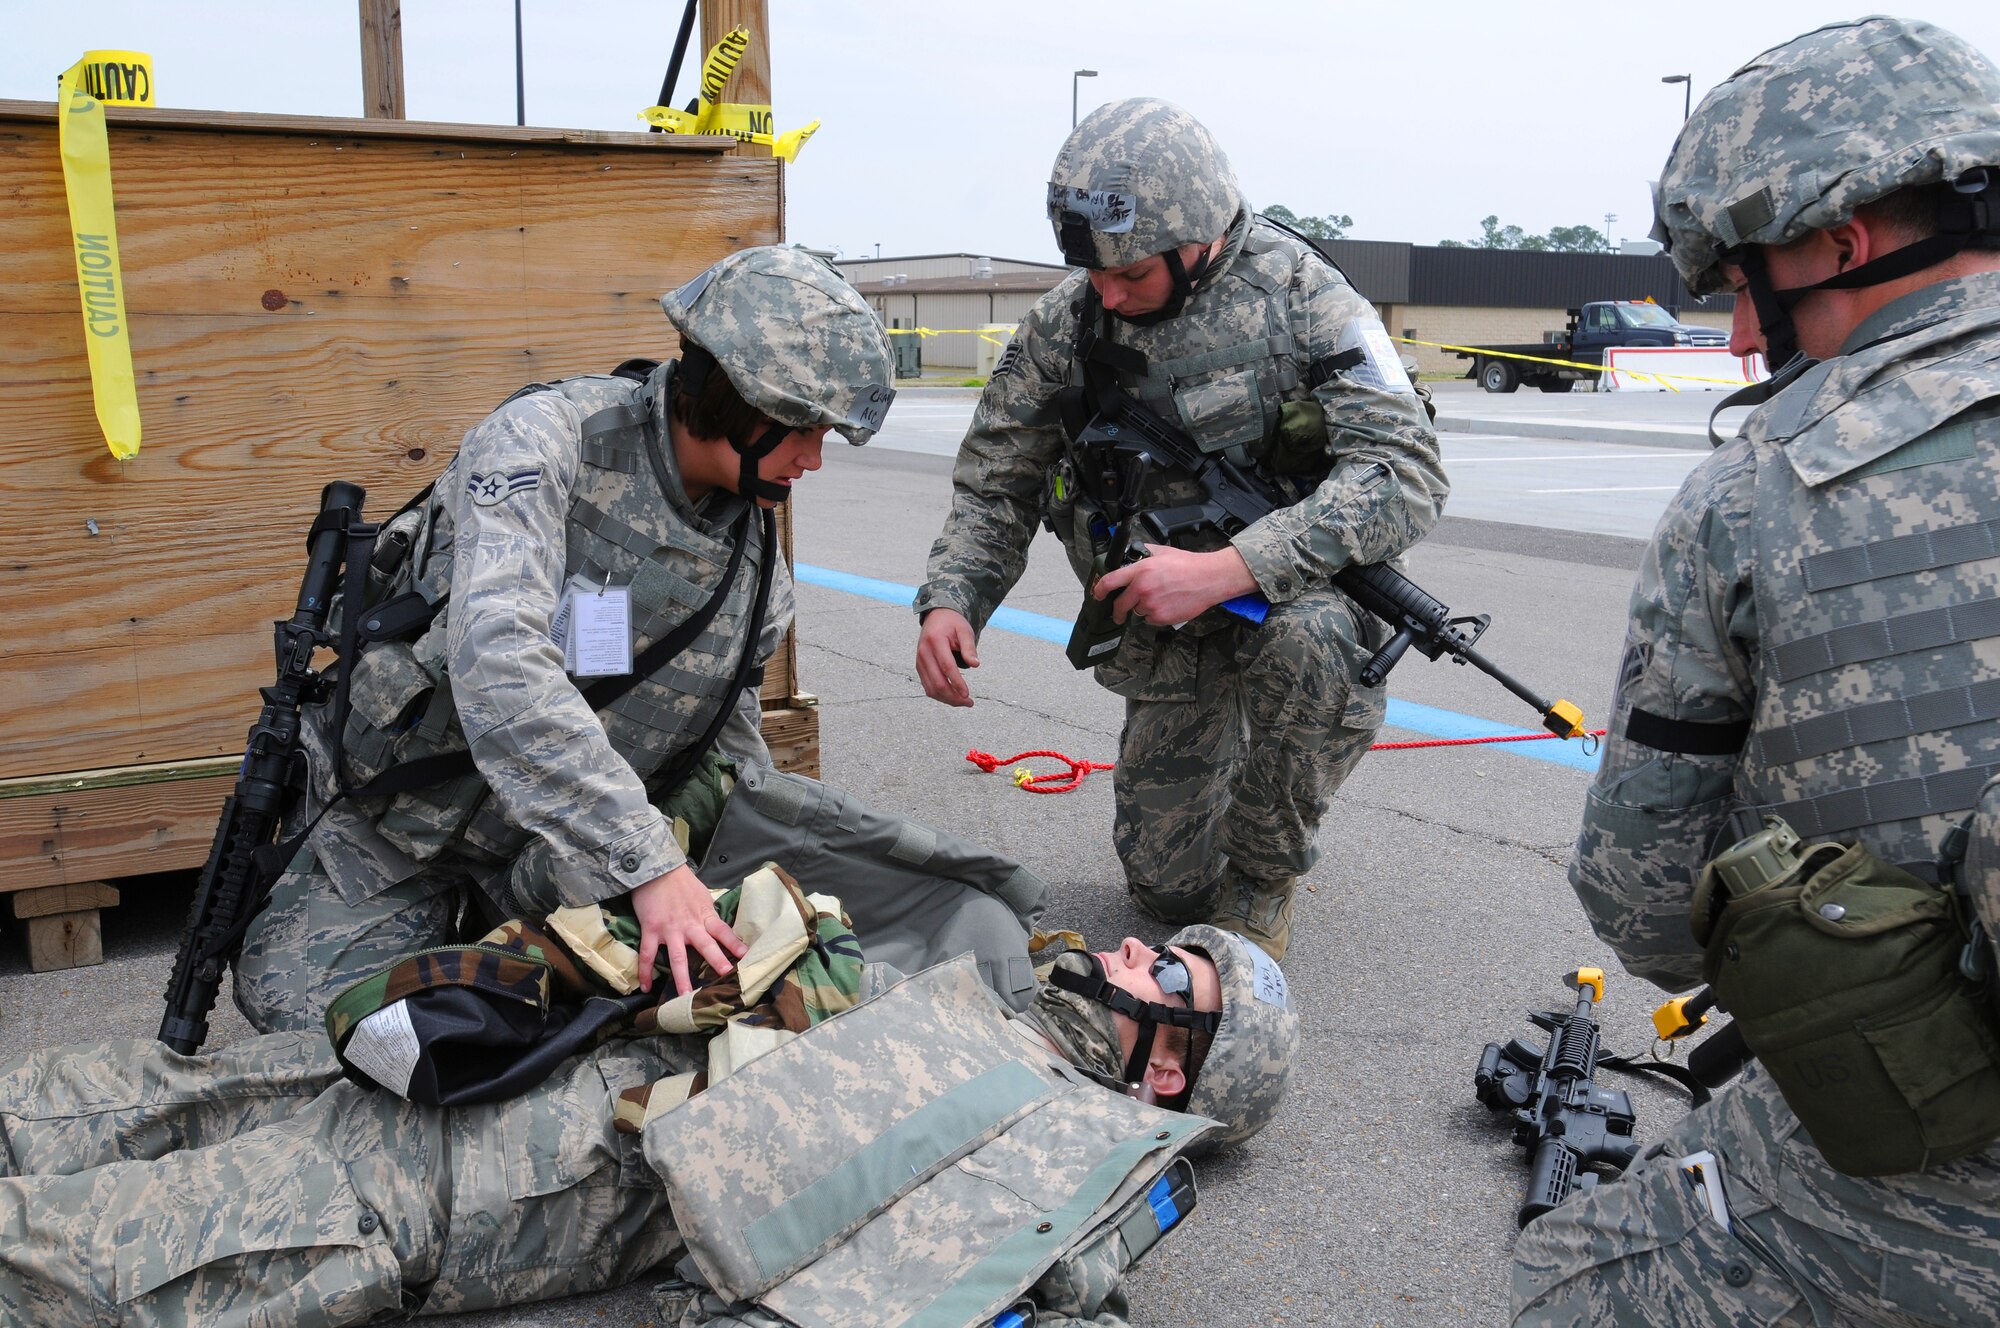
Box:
1048 98 1242 319
660 245 896 446
1166 924 1299 1149
1652 17 2000 365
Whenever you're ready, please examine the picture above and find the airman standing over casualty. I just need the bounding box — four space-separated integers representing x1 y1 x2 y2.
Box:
1515 17 2000 1325
235 246 897 1030
913 99 1449 959
0 872 1299 1327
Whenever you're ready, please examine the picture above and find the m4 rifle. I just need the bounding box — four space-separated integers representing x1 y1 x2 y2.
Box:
1065 385 1585 739
1474 967 1639 1226
158 482 376 1053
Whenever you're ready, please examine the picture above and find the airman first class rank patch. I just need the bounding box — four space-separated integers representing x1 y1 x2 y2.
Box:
468 466 544 506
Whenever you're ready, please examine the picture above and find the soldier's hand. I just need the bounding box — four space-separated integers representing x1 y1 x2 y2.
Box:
1096 544 1258 627
916 608 980 707
631 864 748 996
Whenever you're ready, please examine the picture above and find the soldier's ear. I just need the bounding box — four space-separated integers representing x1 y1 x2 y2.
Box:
1142 1051 1187 1101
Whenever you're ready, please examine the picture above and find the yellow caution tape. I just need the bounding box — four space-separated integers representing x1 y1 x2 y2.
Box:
638 25 819 162
56 50 151 460
883 327 1014 346
1395 335 1753 391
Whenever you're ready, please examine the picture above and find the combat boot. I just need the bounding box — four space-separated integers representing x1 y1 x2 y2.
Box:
1209 876 1296 961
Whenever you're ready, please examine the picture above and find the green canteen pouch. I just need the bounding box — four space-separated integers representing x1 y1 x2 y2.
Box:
1699 833 2000 1176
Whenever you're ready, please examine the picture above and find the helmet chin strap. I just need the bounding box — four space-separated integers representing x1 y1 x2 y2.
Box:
1733 170 2000 379
1112 243 1216 328
736 420 794 505
1047 955 1218 1087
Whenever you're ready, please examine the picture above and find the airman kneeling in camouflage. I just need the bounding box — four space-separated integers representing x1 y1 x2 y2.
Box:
236 246 897 1031
0 883 1298 1328
914 98 1448 960
1516 17 2000 1325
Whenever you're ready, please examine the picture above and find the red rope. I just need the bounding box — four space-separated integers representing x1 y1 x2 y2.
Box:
965 748 1117 794
967 729 1608 794
1370 729 1608 750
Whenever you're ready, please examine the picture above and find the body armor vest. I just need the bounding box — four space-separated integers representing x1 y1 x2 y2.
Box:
311 364 774 873
643 956 1207 1328
1064 221 1308 473
1741 404 2000 877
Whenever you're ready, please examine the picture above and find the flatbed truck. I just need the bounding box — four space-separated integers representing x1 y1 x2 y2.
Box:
1453 301 1728 392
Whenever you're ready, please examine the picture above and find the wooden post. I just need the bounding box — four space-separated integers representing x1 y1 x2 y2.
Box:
359 0 406 120
701 0 772 158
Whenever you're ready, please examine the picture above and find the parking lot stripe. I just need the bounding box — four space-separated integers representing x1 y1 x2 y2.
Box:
793 563 1601 773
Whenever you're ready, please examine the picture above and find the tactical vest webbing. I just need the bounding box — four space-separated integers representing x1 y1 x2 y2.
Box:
1742 405 2000 877
1063 222 1313 471
320 364 776 868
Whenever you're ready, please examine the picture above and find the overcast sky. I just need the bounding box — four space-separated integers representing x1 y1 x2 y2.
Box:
12 3 2000 264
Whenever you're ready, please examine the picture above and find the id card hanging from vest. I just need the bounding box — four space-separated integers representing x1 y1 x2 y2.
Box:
552 580 633 677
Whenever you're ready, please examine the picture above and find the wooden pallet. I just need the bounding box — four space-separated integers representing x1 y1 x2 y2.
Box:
0 702 818 971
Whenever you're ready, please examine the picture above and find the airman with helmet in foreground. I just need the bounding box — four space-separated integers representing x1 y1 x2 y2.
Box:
1518 17 2000 1323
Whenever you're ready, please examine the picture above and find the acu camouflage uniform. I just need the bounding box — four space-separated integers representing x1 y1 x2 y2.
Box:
235 243 892 1035
0 937 1219 1326
1520 19 2000 1324
236 358 793 1032
918 102 1446 943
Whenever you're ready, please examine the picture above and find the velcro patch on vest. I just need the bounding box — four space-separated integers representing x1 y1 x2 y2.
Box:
467 466 544 506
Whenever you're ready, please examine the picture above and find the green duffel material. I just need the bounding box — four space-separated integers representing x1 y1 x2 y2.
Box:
1693 817 2000 1176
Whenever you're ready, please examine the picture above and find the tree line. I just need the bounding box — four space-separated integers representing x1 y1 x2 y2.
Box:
1264 205 1612 253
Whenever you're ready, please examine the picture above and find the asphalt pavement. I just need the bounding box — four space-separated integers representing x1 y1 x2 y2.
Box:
0 387 1733 1328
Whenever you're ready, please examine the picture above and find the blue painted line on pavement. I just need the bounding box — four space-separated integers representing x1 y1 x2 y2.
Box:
793 562 1600 772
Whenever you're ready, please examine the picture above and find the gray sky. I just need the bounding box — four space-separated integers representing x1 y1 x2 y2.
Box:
12 3 2000 264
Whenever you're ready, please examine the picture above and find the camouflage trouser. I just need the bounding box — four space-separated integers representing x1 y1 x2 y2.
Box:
1512 1067 2000 1327
0 1033 681 1326
235 846 465 1034
1112 588 1384 921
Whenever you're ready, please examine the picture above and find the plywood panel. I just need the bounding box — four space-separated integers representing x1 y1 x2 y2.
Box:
0 705 817 894
0 105 782 781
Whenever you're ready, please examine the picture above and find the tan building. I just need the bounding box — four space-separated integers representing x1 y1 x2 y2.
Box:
840 240 1734 377
838 254 1066 373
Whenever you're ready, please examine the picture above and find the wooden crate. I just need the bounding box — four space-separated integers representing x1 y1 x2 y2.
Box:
0 102 819 959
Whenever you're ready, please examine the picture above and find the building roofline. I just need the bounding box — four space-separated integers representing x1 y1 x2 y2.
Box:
836 252 1069 272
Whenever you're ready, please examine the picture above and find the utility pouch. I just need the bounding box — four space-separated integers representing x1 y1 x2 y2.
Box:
1065 549 1126 671
1264 398 1332 477
1693 816 2000 1176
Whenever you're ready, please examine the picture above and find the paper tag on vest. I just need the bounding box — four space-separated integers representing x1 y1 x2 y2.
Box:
1336 319 1415 396
564 584 634 677
344 999 421 1098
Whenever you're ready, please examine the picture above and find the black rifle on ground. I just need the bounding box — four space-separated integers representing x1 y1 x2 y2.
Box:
1474 967 1640 1226
159 482 375 1054
1064 384 1585 738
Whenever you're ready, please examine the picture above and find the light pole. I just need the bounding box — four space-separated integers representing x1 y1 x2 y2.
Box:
1604 213 1617 250
1661 73 1691 121
1072 69 1098 128
514 0 526 126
